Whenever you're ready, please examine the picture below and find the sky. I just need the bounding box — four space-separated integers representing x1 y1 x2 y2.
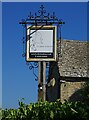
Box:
1 0 88 2
2 2 87 108
0 2 2 108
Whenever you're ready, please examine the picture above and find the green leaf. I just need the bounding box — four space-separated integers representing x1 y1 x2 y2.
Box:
50 111 54 119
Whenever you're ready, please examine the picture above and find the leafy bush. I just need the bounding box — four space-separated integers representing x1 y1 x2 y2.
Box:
1 99 89 120
81 82 89 104
0 109 2 120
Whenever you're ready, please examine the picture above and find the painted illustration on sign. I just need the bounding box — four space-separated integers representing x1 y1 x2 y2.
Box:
30 30 53 53
26 26 56 61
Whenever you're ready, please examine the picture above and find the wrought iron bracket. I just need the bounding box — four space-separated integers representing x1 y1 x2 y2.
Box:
19 5 65 81
19 5 65 26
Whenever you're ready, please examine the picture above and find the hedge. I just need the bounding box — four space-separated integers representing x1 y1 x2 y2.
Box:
1 99 89 120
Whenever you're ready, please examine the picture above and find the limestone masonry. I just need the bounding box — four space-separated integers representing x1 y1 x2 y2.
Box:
58 39 89 77
47 39 89 102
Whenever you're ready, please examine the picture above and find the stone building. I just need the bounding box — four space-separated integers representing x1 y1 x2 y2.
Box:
47 39 89 102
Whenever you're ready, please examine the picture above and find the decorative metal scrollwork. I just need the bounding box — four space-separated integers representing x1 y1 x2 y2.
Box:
26 62 38 81
20 5 65 81
19 5 65 26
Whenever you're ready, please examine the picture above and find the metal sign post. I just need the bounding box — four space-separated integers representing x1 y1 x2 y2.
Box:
38 62 42 101
43 62 46 101
19 5 65 102
38 62 46 101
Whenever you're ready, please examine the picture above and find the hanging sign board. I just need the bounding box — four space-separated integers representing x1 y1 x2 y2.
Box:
26 26 57 61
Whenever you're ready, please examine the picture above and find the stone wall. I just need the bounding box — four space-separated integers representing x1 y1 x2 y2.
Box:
47 39 89 102
58 40 88 77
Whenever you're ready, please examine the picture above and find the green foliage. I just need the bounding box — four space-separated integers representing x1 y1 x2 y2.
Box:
1 99 89 120
0 109 2 120
81 82 89 104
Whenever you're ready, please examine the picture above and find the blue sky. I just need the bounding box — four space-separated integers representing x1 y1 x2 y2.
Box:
0 1 2 108
2 2 87 108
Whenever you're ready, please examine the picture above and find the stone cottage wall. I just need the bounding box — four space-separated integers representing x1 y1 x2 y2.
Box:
47 39 89 102
58 40 88 77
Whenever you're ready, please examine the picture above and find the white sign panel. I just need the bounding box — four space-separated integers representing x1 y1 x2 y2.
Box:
30 30 53 53
26 26 56 61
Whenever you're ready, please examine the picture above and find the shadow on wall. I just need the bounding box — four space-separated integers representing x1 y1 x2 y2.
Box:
68 89 84 102
68 82 89 103
46 62 60 102
46 61 89 102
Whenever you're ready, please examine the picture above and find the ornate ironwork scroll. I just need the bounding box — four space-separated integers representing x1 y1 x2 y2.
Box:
19 5 65 81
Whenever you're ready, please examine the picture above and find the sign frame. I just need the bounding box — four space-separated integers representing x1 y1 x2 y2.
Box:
26 26 57 61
